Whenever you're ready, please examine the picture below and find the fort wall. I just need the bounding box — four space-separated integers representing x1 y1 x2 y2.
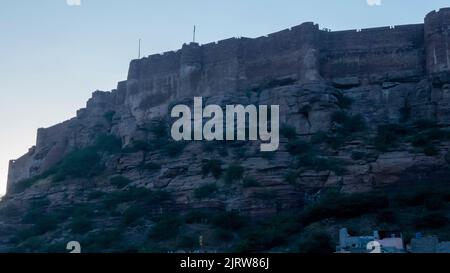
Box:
7 8 450 190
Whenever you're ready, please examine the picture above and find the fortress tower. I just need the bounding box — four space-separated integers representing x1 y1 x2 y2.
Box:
425 8 450 85
179 43 202 96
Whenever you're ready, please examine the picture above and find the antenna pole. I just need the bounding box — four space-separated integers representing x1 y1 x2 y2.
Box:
193 25 196 43
138 39 141 59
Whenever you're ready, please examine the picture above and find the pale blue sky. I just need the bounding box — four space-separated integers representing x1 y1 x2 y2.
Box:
0 0 448 194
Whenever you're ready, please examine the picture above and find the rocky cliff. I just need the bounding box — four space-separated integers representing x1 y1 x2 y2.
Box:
2 8 450 253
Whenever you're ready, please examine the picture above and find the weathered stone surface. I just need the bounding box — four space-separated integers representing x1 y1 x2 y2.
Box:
3 9 450 250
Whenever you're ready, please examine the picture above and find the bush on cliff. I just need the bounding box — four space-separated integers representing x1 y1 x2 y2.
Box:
374 123 411 151
242 176 261 188
163 141 187 157
148 119 169 138
149 215 182 241
201 159 223 179
103 111 116 123
94 134 122 154
122 206 146 226
333 92 353 109
10 177 40 194
253 190 277 200
297 228 334 254
102 187 171 207
69 215 93 234
236 213 300 252
193 183 218 199
280 124 297 140
286 139 311 155
211 211 246 231
301 191 389 224
10 169 56 194
331 111 366 136
110 176 132 189
415 211 448 229
56 147 104 178
139 162 162 172
223 164 244 184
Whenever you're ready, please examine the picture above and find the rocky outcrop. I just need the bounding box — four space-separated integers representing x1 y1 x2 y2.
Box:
2 8 450 253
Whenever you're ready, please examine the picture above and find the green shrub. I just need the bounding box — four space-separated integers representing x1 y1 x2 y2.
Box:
297 229 334 254
311 131 347 149
280 125 297 140
177 235 198 250
139 162 162 172
423 144 439 156
57 148 104 178
148 119 169 138
87 191 106 200
124 140 153 153
399 102 412 122
211 211 246 231
300 105 312 117
415 211 448 229
331 111 366 135
10 170 55 193
224 164 244 183
408 126 445 156
311 131 329 144
376 209 397 224
424 197 445 211
102 187 170 207
286 139 311 155
254 190 277 200
94 134 122 154
296 155 347 175
236 213 299 252
18 236 45 251
193 183 218 199
163 141 187 157
393 187 433 207
110 176 132 189
70 215 93 234
22 198 51 224
51 172 66 183
302 191 389 224
184 210 211 224
15 215 59 243
122 206 145 226
242 177 261 188
374 124 410 151
103 111 116 123
0 204 19 218
83 228 124 252
102 187 150 206
333 92 353 109
149 215 182 241
201 160 223 179
414 119 437 130
202 142 229 157
351 151 366 161
143 190 171 206
237 228 285 252
260 151 276 160
331 111 349 124
284 171 298 185
11 178 40 194
214 228 234 241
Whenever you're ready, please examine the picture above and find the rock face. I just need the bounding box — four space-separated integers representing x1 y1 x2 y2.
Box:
3 8 450 252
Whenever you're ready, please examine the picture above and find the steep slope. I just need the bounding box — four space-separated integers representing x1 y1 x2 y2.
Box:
2 9 450 252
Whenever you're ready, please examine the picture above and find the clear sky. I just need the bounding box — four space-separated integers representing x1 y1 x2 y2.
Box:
0 0 448 195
